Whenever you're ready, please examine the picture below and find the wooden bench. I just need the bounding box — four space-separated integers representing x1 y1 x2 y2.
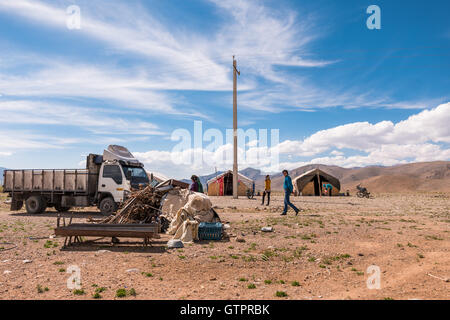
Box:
55 223 159 247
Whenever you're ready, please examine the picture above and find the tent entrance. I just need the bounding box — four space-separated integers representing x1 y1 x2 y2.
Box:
223 173 233 196
312 176 320 196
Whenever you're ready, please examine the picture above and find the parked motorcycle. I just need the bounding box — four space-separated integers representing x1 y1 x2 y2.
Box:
356 184 371 198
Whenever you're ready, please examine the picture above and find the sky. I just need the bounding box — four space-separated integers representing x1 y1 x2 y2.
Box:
0 0 449 179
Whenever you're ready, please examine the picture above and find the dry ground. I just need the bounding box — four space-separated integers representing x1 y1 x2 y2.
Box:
0 192 448 300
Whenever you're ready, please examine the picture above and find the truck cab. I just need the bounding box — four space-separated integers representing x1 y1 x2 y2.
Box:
95 146 149 215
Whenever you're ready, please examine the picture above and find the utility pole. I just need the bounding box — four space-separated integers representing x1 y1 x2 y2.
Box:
233 56 240 199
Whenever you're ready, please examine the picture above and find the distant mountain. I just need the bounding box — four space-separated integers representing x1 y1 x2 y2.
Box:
188 161 450 193
239 167 262 180
257 161 450 193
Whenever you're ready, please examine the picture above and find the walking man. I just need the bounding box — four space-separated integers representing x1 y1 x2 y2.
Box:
281 170 299 216
262 175 271 206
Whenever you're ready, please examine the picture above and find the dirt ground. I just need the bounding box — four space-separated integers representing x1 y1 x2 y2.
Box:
0 192 448 300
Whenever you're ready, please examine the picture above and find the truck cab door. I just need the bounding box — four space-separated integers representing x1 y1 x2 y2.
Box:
98 164 125 203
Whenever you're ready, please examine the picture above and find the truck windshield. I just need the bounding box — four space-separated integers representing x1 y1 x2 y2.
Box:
122 166 149 188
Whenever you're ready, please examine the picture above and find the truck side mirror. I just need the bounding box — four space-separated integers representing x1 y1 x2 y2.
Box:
126 171 132 179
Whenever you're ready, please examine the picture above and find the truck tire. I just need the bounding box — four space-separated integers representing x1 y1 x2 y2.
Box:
99 197 117 216
25 195 44 214
54 203 72 212
11 200 23 211
38 197 48 213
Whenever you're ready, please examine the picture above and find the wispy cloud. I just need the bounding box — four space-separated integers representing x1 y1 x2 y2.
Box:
0 100 165 135
0 0 335 111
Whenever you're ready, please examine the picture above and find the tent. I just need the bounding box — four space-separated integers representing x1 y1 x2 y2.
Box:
206 170 254 196
293 168 341 196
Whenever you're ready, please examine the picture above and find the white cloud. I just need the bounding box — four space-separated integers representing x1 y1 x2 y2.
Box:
134 103 450 178
277 102 450 157
0 151 13 157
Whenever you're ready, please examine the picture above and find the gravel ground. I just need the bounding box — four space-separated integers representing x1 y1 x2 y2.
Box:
0 192 448 300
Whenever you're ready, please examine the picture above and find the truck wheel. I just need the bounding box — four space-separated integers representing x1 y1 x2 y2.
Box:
99 197 117 215
25 195 44 214
54 203 71 212
11 200 23 211
38 198 48 213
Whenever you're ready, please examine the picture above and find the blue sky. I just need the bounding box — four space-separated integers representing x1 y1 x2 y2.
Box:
0 0 449 178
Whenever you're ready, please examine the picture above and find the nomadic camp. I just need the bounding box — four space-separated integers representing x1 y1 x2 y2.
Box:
206 170 254 196
293 168 340 196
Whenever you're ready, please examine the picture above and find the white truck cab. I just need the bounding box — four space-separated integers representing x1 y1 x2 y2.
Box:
98 161 130 203
96 145 149 215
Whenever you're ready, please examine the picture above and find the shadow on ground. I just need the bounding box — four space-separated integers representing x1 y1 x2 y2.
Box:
60 240 168 253
10 210 105 219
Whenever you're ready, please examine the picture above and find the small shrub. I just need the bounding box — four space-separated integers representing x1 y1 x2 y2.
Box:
73 289 85 295
275 291 288 297
291 281 300 287
128 288 137 296
116 288 127 298
247 283 256 289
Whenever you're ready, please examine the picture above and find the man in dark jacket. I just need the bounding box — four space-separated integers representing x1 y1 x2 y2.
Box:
281 170 299 216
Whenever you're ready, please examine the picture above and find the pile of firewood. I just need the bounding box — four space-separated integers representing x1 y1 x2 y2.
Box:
101 186 167 224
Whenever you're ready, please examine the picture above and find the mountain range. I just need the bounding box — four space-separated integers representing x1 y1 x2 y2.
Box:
185 161 450 193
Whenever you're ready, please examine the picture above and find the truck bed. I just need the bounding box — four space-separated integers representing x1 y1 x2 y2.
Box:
3 169 92 194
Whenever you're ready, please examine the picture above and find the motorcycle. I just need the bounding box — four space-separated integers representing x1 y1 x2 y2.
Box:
356 184 371 198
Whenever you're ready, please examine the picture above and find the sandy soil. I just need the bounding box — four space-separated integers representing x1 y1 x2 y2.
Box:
0 192 448 300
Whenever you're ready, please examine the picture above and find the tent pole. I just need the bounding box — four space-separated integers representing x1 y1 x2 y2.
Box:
317 172 322 197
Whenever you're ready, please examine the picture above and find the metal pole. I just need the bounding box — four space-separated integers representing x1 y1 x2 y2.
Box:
232 56 239 199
